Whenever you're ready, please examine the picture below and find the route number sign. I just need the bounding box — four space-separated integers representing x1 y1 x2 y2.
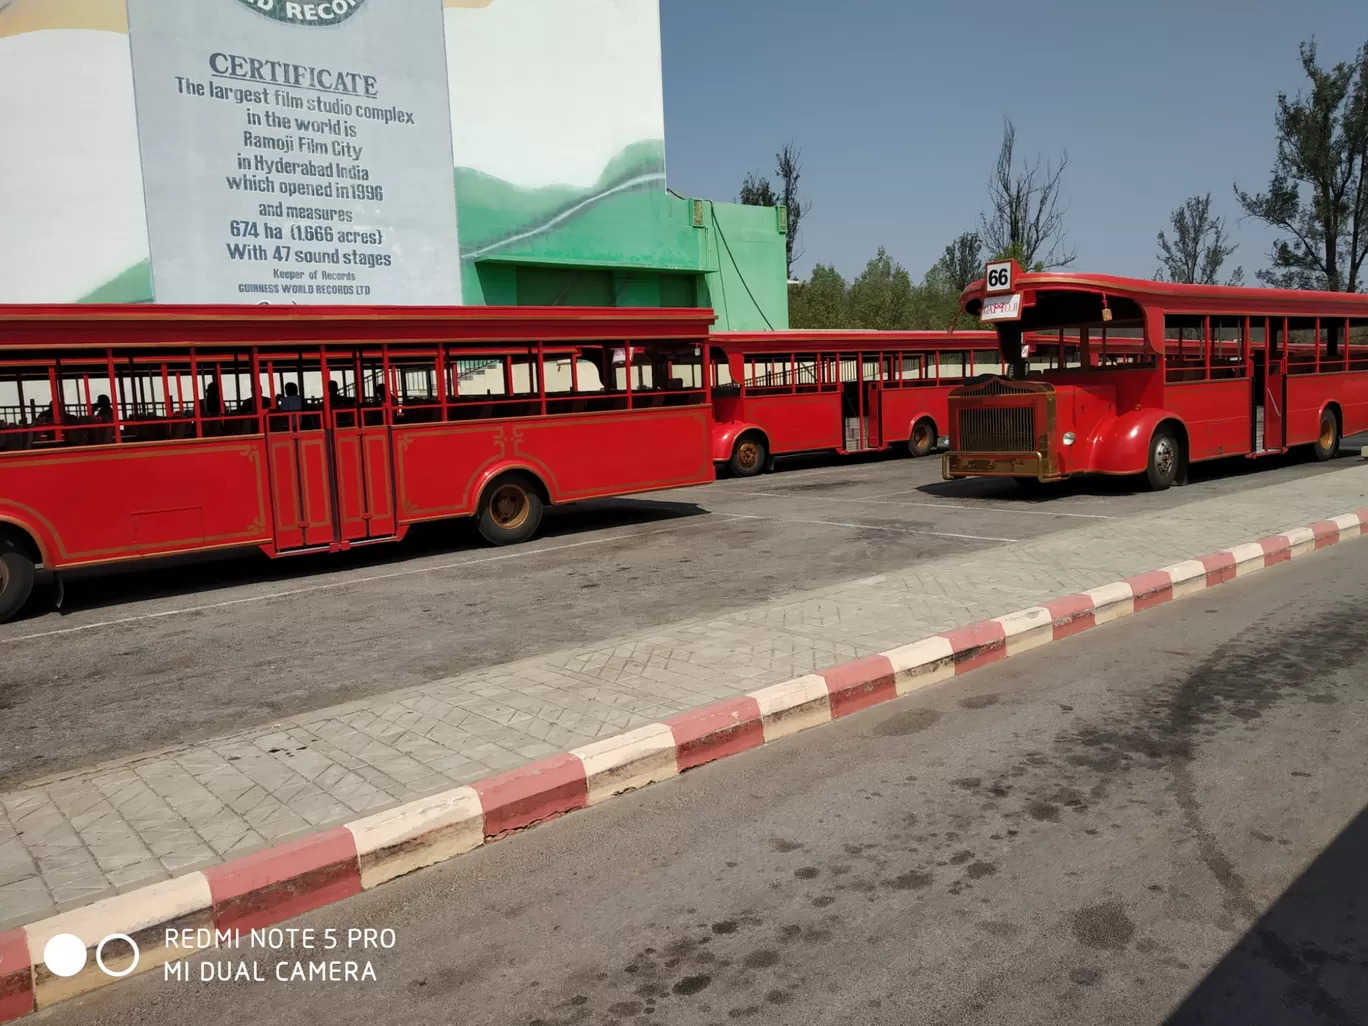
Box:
985 261 1014 293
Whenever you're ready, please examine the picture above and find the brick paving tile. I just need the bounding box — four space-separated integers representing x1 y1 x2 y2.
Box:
1 466 1365 928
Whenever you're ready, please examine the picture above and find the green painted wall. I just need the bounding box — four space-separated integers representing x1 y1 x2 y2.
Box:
460 183 787 330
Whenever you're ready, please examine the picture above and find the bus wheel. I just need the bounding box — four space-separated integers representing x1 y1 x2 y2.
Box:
0 541 36 624
1313 409 1340 461
477 475 544 546
1145 427 1180 491
908 418 937 458
729 435 768 478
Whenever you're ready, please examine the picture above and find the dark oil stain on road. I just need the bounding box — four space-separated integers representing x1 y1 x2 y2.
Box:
959 693 1001 709
1071 902 1136 950
672 974 712 996
887 870 935 891
742 949 781 969
869 707 942 737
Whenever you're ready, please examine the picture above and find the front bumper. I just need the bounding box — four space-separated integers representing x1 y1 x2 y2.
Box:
941 451 1055 481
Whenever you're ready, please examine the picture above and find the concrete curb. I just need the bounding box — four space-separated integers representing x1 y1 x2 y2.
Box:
3 506 1366 1020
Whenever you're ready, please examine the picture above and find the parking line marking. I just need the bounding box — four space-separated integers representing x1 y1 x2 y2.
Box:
0 516 730 646
733 489 1116 519
712 511 1017 543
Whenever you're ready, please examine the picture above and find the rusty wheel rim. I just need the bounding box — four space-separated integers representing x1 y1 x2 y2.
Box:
1320 417 1335 450
489 484 530 531
736 441 760 469
912 424 933 452
1153 436 1176 479
0 560 8 595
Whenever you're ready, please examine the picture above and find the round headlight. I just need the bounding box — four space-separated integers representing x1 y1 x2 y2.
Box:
1062 431 1076 445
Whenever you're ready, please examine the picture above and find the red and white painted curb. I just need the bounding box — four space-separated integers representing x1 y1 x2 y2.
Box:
3 507 1366 1020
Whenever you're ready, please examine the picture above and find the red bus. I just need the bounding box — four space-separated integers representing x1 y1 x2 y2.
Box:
0 304 716 621
708 330 1017 476
943 261 1368 490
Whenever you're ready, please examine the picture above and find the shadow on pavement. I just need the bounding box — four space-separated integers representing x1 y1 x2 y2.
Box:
1164 801 1368 1025
917 437 1368 503
18 497 708 621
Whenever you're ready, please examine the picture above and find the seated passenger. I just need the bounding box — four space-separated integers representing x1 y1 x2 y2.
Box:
327 381 352 407
92 395 113 421
277 381 304 411
201 382 224 418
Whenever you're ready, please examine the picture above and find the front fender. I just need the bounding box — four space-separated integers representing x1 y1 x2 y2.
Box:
710 420 764 462
1079 408 1184 475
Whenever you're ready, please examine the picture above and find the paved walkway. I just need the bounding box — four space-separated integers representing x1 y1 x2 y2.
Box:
3 465 1367 928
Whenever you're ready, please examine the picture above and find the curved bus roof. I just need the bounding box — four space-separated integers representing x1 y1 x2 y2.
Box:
713 329 1061 352
0 303 718 350
961 270 1368 320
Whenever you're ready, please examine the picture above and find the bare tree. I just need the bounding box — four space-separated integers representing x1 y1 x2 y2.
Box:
776 142 805 279
1235 39 1368 291
1156 194 1243 285
979 118 1075 269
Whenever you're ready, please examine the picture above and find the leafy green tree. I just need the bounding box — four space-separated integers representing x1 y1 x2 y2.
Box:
1235 39 1368 290
739 142 806 279
848 248 916 330
788 263 850 328
937 232 984 292
1156 193 1243 285
988 241 1045 272
904 232 984 330
739 172 777 208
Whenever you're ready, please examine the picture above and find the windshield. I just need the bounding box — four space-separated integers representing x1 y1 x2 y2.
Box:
991 290 1154 376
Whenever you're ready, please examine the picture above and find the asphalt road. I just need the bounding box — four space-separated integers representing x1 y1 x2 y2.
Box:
49 526 1368 1026
0 443 1363 789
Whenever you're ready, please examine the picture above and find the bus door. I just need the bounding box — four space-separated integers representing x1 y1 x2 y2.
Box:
839 351 879 451
1262 317 1287 451
863 352 886 449
266 408 336 551
329 399 396 543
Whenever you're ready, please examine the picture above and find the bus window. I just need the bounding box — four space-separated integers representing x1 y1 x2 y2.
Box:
0 366 46 451
939 350 969 381
622 342 709 407
1287 318 1318 375
110 353 202 441
1164 315 1206 382
256 351 326 431
898 352 927 385
1209 317 1245 379
1350 319 1368 370
745 353 794 393
544 348 608 415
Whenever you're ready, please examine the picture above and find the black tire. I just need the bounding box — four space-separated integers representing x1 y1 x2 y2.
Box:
1313 408 1340 462
729 434 768 478
477 475 544 546
908 418 937 458
0 542 36 624
1145 427 1180 492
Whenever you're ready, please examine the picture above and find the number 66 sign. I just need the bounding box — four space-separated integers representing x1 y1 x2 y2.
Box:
984 261 1014 293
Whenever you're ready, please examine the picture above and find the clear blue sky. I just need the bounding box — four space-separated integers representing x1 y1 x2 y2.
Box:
660 0 1368 284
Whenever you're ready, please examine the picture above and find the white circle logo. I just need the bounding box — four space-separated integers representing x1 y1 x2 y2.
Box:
42 934 87 978
95 934 140 978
